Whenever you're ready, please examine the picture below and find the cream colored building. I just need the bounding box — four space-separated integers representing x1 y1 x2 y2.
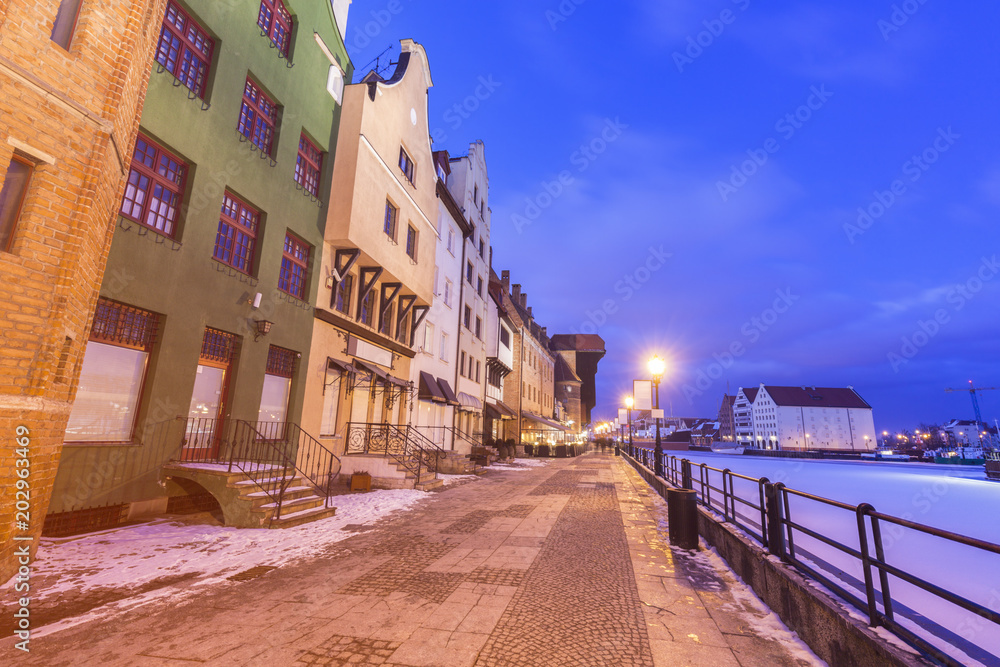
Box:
748 385 877 451
302 40 439 483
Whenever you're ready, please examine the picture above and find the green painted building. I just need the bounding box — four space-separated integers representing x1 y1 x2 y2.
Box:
46 0 353 533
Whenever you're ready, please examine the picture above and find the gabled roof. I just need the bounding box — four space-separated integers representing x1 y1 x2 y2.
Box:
738 387 759 402
761 386 871 409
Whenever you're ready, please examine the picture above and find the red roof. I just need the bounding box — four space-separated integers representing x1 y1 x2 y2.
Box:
549 334 606 352
740 387 759 402
762 386 871 409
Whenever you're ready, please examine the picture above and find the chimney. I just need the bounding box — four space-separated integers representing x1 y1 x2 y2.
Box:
541 326 547 337
501 270 510 290
527 306 533 319
512 283 521 303
520 292 527 308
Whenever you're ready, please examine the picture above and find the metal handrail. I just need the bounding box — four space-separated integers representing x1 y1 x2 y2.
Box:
628 453 1000 666
345 422 441 485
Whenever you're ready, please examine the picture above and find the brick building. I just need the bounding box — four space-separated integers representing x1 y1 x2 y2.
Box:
549 334 605 433
0 0 166 582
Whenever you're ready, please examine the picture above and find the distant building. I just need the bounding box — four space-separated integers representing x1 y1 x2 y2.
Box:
549 334 606 433
734 387 759 446
690 421 720 447
717 394 736 442
743 385 876 451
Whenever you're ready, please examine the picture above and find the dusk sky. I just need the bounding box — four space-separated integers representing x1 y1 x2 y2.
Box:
346 0 1000 432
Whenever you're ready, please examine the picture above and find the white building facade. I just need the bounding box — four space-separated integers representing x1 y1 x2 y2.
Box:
747 385 877 451
447 141 491 442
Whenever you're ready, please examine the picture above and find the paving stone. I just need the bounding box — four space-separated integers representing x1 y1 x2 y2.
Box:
0 454 819 667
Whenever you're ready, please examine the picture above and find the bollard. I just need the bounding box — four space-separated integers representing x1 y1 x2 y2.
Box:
667 488 699 550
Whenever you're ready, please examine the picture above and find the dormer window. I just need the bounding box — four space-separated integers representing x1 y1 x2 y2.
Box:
399 147 415 184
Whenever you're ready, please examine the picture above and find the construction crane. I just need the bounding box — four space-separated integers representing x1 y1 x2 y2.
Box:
944 381 999 444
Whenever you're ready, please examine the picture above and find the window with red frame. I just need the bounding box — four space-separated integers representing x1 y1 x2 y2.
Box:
257 0 293 57
156 1 214 99
120 134 187 237
238 78 277 156
213 192 259 274
295 134 322 197
278 232 310 300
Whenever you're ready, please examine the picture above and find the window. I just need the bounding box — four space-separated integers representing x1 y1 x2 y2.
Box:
397 311 410 345
0 156 32 253
334 273 353 315
476 276 483 298
480 199 485 217
479 239 485 258
259 345 296 424
384 199 397 240
257 0 293 57
65 299 159 442
278 232 310 300
476 361 481 383
500 327 510 348
464 305 471 330
473 185 478 204
359 290 375 326
213 192 259 274
121 134 187 237
50 0 82 50
460 351 466 377
379 301 394 337
469 356 475 378
405 225 418 260
422 323 434 354
444 280 453 307
475 316 482 339
466 261 474 285
398 147 414 184
440 333 448 361
295 134 322 197
238 78 277 156
447 227 455 254
156 2 214 98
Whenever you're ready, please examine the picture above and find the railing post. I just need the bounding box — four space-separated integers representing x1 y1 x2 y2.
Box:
856 503 881 627
681 459 693 490
870 510 894 624
758 477 770 548
722 469 732 521
764 482 787 561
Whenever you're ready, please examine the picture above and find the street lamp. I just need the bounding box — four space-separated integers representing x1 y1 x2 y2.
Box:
648 355 666 477
625 396 634 457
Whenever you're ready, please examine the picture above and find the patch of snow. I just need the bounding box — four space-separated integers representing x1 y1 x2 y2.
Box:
693 545 828 666
3 487 435 637
439 473 479 486
491 458 550 469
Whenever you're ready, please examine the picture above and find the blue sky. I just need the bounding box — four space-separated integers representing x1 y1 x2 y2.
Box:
345 0 1000 431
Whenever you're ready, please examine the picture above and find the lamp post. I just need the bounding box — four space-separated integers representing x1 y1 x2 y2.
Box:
648 355 665 477
625 396 634 457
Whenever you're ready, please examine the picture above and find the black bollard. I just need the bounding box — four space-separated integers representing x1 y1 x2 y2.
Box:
667 488 699 550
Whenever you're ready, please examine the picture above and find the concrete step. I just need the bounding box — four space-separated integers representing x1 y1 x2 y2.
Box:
415 477 444 491
244 485 314 509
269 504 337 528
259 493 326 514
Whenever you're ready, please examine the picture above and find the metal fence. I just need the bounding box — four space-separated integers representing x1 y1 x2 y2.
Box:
628 449 1000 667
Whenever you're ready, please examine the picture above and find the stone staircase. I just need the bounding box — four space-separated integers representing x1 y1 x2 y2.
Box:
162 463 337 529
393 457 444 491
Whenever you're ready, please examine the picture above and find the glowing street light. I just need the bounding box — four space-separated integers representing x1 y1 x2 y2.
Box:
648 355 666 477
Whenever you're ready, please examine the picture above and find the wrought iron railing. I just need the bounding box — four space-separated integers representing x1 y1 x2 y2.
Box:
626 450 1000 666
345 422 443 484
170 417 340 520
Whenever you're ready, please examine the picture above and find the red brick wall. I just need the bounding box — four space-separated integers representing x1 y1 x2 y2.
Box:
0 0 166 584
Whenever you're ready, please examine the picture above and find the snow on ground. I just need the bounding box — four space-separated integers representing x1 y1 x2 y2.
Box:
491 458 550 469
690 545 827 666
2 458 548 636
672 452 1000 664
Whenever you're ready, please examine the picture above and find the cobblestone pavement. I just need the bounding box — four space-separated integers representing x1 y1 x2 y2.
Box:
1 454 820 666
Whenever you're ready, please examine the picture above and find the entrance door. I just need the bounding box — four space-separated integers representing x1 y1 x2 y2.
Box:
182 328 238 460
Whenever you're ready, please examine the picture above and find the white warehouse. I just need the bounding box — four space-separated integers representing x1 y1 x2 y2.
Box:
744 385 876 452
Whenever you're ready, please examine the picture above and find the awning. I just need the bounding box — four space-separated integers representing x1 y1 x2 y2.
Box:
354 359 408 387
418 371 447 403
457 392 483 411
327 358 357 374
485 400 516 420
522 410 571 432
437 378 460 406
